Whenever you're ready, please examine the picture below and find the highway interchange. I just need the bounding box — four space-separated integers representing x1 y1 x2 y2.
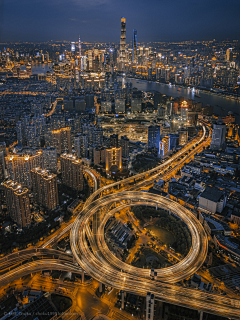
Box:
1 122 240 319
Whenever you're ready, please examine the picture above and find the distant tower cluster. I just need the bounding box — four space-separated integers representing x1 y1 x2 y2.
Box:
120 17 126 62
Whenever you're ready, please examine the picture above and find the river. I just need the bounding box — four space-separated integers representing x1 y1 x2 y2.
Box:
19 65 240 124
125 78 240 124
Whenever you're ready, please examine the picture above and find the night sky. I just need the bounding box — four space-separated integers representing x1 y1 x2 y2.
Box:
0 0 240 43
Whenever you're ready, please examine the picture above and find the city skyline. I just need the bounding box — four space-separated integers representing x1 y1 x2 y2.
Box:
1 3 240 319
1 0 240 42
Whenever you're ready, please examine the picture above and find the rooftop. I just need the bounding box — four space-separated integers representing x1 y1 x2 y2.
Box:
200 186 224 203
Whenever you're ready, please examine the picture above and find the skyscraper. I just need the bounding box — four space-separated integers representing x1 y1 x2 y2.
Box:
3 180 31 228
179 128 188 146
60 153 83 191
120 17 126 63
132 29 137 63
5 150 43 188
148 125 161 150
52 127 71 155
110 134 118 148
120 135 129 158
74 133 88 158
78 35 81 57
71 42 76 53
159 136 170 159
31 167 58 211
42 147 58 172
0 142 7 182
210 119 226 150
105 147 122 174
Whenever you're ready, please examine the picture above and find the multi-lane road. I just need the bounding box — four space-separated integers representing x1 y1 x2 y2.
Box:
2 121 240 318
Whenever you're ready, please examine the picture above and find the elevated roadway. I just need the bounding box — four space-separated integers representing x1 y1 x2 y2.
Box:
70 191 240 319
3 122 239 318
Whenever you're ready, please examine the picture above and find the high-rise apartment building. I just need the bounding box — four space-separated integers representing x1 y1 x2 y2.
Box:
60 153 83 191
131 99 142 112
148 125 161 150
5 149 43 188
3 180 31 228
115 99 125 113
132 29 137 63
25 124 40 148
210 119 226 150
179 128 188 146
42 147 57 172
120 17 126 63
120 135 129 158
82 124 103 148
101 101 112 113
105 147 122 174
74 133 88 158
31 167 58 210
159 136 170 158
110 134 118 148
0 142 7 182
52 127 71 154
75 99 86 113
93 147 106 165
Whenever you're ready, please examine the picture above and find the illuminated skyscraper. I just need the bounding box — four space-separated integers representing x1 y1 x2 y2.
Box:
120 135 129 158
5 150 43 188
78 35 81 57
210 119 226 150
105 147 122 174
120 17 126 63
179 128 188 146
3 180 31 228
74 133 88 158
71 42 76 53
132 29 137 63
42 147 57 172
159 136 170 158
52 127 71 155
148 125 161 150
31 167 58 210
180 100 188 123
60 153 83 191
0 142 7 182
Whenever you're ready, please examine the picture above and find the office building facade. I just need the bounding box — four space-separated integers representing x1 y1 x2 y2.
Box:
210 119 226 150
148 125 161 150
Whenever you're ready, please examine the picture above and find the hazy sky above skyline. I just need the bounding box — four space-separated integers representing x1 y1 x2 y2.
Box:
0 0 240 43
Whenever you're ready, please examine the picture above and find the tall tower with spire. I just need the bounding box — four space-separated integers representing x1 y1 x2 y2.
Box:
78 35 83 73
78 35 81 57
120 17 126 63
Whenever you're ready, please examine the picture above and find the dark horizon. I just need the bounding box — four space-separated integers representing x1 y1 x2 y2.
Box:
0 0 240 43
